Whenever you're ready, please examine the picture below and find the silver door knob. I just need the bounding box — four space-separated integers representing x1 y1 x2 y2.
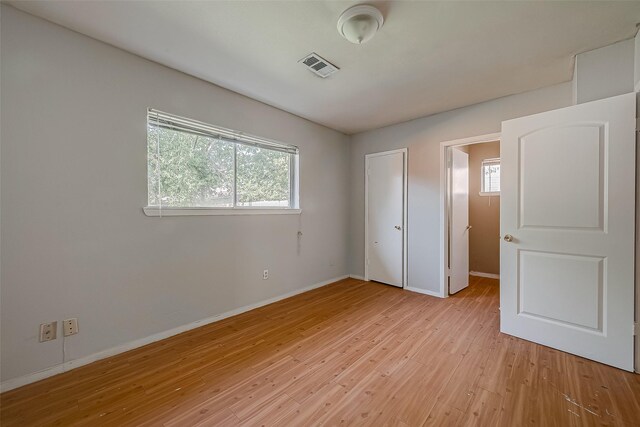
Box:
394 225 401 230
466 225 472 230
503 234 513 242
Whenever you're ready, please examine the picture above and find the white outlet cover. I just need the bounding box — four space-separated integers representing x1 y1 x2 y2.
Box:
39 321 57 342
63 318 79 336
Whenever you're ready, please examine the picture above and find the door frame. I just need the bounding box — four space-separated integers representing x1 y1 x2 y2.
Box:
364 148 408 288
439 133 501 298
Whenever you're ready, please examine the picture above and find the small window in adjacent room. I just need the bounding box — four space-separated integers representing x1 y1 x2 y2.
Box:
145 109 299 216
480 158 500 196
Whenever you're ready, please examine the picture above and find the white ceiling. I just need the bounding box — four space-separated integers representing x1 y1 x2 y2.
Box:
7 1 640 134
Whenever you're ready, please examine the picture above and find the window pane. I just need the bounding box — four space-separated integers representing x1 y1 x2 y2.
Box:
148 126 234 207
489 164 500 192
236 145 290 207
482 162 500 193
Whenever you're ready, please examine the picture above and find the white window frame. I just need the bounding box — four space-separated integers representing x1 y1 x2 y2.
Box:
479 157 500 197
143 109 300 217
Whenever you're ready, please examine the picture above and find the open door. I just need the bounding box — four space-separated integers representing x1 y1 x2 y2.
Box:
500 93 635 371
449 148 469 294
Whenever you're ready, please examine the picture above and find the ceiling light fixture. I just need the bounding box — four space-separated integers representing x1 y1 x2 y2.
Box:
337 4 384 45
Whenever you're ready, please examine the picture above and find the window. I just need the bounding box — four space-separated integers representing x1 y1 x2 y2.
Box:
145 109 299 215
480 158 500 195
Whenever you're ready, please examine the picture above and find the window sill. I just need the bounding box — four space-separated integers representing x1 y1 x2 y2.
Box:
478 192 500 197
143 207 302 217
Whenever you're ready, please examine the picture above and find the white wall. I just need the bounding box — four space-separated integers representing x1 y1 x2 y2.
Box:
0 6 350 384
574 38 635 104
349 83 573 293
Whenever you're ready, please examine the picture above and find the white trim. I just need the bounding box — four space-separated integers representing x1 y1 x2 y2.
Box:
143 207 301 217
405 286 443 298
0 275 348 393
469 271 500 279
363 147 408 159
349 274 365 281
364 148 408 289
440 133 501 298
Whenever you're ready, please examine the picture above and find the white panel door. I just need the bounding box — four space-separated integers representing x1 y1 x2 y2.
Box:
366 150 405 287
449 148 469 294
500 92 635 371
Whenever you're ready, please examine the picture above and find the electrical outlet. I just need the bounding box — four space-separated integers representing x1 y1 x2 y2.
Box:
39 321 57 342
263 269 269 280
63 318 79 337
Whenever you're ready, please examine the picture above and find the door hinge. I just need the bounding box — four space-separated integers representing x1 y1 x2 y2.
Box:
634 322 639 336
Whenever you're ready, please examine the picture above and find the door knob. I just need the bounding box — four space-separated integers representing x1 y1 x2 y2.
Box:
394 225 402 230
466 225 472 230
503 234 514 242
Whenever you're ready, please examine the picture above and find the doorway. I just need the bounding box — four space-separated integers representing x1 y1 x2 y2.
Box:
438 94 636 371
500 93 635 371
365 149 408 288
440 133 501 297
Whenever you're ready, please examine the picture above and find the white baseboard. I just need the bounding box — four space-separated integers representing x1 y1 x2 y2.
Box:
349 274 365 281
405 286 444 298
0 275 349 393
469 271 500 279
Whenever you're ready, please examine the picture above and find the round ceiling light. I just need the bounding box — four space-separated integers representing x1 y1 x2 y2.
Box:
337 4 384 45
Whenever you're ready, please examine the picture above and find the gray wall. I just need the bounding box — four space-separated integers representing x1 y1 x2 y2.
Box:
574 38 635 104
632 30 640 373
349 83 573 293
0 6 350 382
635 31 640 92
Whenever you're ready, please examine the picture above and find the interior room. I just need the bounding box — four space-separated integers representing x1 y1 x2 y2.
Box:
448 140 501 295
468 142 500 280
2 1 640 425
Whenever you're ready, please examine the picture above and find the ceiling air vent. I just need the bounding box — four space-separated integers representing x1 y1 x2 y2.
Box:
299 53 339 78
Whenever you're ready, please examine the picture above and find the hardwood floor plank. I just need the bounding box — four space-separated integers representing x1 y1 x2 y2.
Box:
423 402 464 426
460 387 503 427
1 276 639 426
435 341 492 413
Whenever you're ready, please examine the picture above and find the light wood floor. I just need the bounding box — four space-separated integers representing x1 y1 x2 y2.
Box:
1 277 639 426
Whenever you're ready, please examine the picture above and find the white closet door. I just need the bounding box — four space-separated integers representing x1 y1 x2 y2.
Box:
366 150 405 287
